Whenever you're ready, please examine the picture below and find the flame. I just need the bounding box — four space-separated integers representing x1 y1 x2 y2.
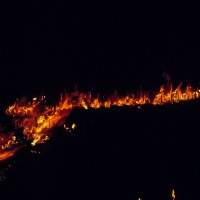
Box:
172 189 175 200
0 77 200 160
0 132 22 161
6 94 74 146
71 123 76 129
0 147 21 161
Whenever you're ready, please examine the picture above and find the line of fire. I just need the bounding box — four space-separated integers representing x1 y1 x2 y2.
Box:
0 77 200 162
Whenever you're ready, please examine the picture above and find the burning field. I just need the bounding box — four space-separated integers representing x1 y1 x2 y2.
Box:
0 75 200 161
0 76 200 199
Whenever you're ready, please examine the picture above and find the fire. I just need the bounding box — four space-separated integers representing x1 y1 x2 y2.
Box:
172 189 175 200
0 132 22 161
0 148 21 161
0 76 200 161
6 94 74 146
71 123 76 129
153 82 200 105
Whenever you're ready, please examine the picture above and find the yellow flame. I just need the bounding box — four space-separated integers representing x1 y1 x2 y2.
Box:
72 123 76 129
172 189 175 200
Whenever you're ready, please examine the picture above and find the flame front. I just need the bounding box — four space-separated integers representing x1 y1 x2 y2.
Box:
1 77 200 161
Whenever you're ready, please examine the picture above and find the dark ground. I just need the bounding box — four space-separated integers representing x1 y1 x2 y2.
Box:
0 1 200 200
1 102 200 200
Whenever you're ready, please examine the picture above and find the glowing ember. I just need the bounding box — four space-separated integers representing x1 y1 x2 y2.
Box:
0 76 200 161
71 123 76 129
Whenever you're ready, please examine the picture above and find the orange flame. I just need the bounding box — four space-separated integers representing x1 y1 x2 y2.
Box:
1 77 200 161
0 132 22 161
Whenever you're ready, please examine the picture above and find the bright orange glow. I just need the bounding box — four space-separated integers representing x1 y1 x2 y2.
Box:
0 148 21 161
1 77 200 160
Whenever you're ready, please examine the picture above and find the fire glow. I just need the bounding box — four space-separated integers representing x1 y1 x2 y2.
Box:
0 77 200 161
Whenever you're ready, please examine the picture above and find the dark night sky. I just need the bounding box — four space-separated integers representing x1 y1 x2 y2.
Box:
1 2 200 200
0 2 200 101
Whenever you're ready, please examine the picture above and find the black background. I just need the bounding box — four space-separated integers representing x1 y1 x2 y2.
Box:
0 2 200 200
